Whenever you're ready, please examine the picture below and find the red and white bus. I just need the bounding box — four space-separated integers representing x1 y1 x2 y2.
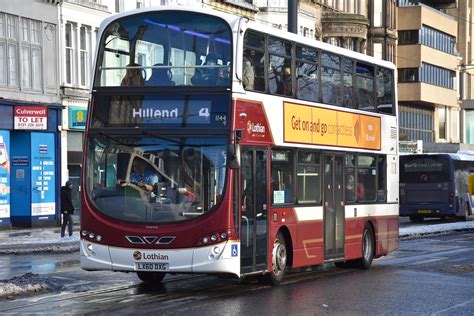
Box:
81 5 399 285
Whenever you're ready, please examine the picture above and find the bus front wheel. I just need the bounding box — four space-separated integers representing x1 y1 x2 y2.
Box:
137 272 166 283
353 224 375 269
264 232 287 286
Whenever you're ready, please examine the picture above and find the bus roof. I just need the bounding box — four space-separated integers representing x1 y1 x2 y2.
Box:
97 5 241 40
401 151 474 162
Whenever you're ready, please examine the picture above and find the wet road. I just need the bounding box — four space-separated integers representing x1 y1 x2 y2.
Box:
1 230 474 315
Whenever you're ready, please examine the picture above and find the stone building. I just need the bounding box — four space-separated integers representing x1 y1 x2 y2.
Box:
0 0 62 228
396 0 474 153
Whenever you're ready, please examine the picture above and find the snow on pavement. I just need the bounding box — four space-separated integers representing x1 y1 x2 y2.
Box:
399 220 474 238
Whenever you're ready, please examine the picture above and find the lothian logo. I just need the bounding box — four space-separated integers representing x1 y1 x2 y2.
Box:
133 251 142 260
247 120 265 134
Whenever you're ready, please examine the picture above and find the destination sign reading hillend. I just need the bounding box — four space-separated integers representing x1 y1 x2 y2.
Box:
132 99 212 125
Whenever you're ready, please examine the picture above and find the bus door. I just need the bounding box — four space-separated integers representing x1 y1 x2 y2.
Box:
323 154 345 260
240 148 268 274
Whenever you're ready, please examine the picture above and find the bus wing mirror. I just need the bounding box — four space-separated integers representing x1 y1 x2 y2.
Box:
228 143 241 170
228 129 242 170
469 174 474 195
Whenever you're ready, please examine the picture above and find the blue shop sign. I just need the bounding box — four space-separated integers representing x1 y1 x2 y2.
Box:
69 107 87 130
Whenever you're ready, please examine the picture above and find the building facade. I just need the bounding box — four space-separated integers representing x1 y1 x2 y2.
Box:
58 0 110 212
0 0 62 228
447 0 474 149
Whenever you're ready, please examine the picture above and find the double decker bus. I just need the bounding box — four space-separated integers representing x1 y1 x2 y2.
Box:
400 152 474 222
81 6 399 285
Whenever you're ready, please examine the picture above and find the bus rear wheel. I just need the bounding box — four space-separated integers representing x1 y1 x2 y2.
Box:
263 232 287 286
137 271 166 283
352 224 375 269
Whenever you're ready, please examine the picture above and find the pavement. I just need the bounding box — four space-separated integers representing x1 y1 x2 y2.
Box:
0 219 81 255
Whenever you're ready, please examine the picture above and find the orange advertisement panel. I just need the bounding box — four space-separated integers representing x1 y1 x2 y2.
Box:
284 102 381 150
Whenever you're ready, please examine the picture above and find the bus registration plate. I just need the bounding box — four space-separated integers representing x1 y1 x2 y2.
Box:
135 262 169 271
417 210 432 214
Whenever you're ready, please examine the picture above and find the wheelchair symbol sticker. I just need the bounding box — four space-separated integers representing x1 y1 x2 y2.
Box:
231 244 238 257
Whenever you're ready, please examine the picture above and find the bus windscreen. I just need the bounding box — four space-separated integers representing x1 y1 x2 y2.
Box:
400 156 451 183
86 135 227 224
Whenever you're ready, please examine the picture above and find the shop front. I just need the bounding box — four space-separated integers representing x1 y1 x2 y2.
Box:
0 102 62 228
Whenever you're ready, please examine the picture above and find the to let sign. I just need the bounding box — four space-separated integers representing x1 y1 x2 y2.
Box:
14 106 48 130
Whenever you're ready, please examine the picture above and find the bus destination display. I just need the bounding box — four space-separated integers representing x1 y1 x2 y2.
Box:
92 94 230 129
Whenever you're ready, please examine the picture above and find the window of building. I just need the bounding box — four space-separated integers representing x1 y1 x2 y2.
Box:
419 25 455 55
115 0 122 13
399 105 434 142
420 63 454 89
0 13 5 38
297 151 321 204
354 0 361 14
2 14 19 88
65 22 74 84
271 149 295 205
136 0 143 9
398 68 418 82
466 110 474 144
374 1 383 27
439 106 446 139
398 30 418 45
373 42 382 60
7 15 18 40
0 41 5 85
80 26 88 87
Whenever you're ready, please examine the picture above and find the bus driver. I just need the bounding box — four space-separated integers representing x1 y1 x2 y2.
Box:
129 158 159 192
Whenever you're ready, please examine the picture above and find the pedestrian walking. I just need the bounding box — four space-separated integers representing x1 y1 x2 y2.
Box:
60 180 74 238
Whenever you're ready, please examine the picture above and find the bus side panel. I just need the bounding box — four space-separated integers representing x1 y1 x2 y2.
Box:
372 215 399 257
268 207 325 270
344 218 365 260
267 207 296 271
291 207 325 268
344 216 399 260
292 221 324 268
